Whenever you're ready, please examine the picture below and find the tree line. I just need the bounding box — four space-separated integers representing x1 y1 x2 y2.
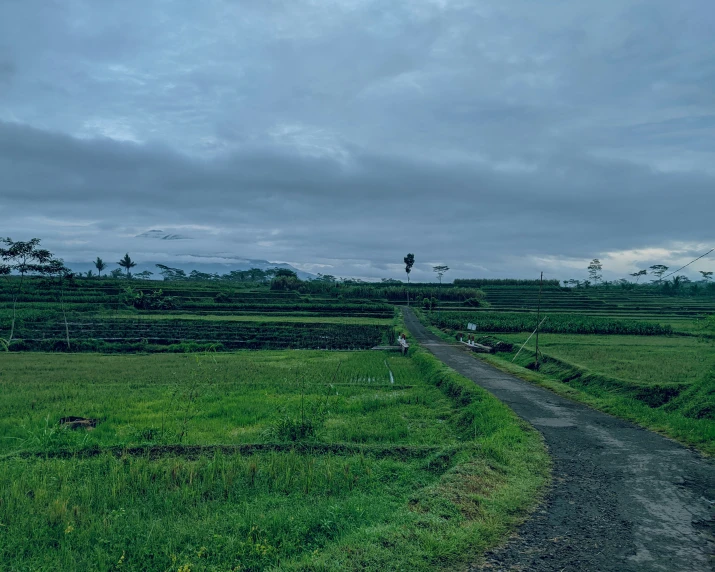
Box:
564 259 712 289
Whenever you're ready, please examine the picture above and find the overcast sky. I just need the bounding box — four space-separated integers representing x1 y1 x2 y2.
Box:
1 0 713 282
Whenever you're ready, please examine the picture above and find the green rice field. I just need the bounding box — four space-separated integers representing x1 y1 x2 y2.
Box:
0 349 548 571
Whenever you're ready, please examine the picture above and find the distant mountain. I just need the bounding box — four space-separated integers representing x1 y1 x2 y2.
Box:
135 230 191 240
67 258 315 280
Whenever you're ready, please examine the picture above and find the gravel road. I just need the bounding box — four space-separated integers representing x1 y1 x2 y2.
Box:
402 308 714 571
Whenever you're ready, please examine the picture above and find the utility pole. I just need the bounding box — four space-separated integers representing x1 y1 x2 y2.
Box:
433 265 449 321
535 271 543 370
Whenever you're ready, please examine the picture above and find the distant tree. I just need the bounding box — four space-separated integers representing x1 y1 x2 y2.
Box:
109 268 125 279
189 270 214 281
629 269 647 283
270 270 301 291
223 270 249 282
587 259 602 284
663 274 690 295
118 253 137 279
247 268 267 282
315 273 337 283
0 237 57 348
404 253 415 306
274 269 297 278
86 270 94 278
155 264 186 281
381 278 402 284
403 254 415 284
649 265 669 283
94 257 107 277
432 265 449 285
699 271 713 283
135 270 154 280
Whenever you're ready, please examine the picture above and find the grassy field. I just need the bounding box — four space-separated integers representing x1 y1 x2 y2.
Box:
495 333 715 387
0 349 549 571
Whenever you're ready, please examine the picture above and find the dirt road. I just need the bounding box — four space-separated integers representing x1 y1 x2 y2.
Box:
402 308 714 571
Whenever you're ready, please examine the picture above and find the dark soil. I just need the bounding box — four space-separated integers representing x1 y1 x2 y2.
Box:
403 308 715 572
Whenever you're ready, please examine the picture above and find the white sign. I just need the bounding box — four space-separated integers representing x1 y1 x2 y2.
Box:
467 323 476 331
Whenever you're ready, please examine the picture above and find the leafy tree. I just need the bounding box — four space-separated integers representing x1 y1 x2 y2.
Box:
629 269 647 283
649 265 669 282
189 270 215 281
94 257 106 277
109 268 125 279
135 270 154 280
270 271 301 291
274 269 297 278
122 287 178 310
587 259 602 284
156 264 186 281
699 271 713 283
0 237 57 348
118 253 137 279
86 270 94 278
381 278 402 284
403 253 415 283
315 273 337 283
247 268 268 282
404 253 415 306
432 265 449 285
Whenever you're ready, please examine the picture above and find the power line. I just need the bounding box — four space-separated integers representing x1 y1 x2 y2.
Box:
659 248 714 281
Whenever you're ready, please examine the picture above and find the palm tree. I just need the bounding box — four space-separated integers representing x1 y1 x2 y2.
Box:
94 257 106 277
117 253 137 279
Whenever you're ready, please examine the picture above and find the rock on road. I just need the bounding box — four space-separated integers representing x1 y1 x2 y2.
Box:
402 307 714 572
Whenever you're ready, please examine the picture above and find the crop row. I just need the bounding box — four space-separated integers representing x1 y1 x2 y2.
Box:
430 311 674 335
9 320 395 351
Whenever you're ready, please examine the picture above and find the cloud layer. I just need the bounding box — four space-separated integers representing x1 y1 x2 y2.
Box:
1 0 713 281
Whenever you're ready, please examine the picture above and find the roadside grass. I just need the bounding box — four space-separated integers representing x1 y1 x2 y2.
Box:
0 349 549 570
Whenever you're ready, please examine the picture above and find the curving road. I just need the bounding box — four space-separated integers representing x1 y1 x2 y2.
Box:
402 308 714 571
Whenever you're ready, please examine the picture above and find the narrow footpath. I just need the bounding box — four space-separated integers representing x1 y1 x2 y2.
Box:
402 308 714 572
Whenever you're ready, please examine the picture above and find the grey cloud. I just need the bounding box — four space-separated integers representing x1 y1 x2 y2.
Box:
1 0 714 281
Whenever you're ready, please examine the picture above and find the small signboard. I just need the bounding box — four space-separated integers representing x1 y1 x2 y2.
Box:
467 323 476 331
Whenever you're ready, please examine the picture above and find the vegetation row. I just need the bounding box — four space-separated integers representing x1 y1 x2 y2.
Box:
429 311 674 335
